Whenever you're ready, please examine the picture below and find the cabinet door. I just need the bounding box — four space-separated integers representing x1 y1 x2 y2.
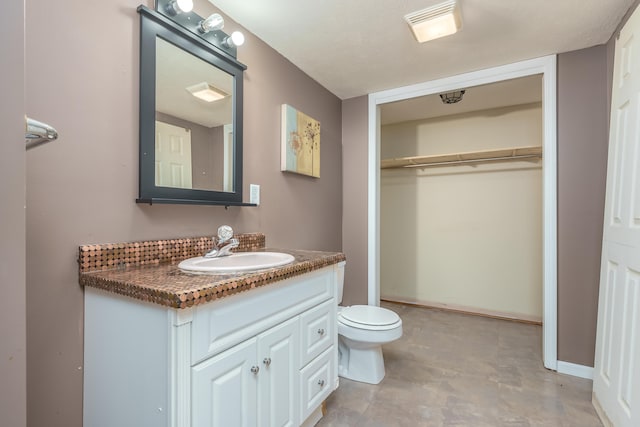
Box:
192 338 258 427
257 317 300 427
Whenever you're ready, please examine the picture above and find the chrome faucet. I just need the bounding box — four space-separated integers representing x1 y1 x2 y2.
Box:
204 225 239 258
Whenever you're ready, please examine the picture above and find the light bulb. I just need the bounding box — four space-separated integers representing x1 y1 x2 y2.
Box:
231 31 245 46
199 13 224 34
166 0 193 15
223 31 245 48
176 0 193 12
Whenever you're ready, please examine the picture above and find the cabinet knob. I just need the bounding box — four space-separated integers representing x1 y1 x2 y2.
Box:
263 357 272 366
250 366 259 374
318 379 325 387
317 328 325 336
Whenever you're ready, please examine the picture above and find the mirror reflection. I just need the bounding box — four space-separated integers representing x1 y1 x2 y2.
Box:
155 37 234 192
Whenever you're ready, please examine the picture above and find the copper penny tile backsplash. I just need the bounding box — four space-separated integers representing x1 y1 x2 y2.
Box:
78 233 345 309
79 233 265 273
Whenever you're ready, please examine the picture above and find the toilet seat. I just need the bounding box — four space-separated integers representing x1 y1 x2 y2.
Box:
338 305 401 331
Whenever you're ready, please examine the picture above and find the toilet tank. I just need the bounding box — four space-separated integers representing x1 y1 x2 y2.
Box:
336 261 345 304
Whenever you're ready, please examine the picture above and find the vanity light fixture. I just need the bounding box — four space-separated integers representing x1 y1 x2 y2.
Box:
186 82 228 103
165 0 193 15
439 90 465 104
155 0 244 58
405 0 462 43
198 13 224 34
222 31 245 48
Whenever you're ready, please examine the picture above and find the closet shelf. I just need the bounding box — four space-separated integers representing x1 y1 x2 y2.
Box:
380 146 543 169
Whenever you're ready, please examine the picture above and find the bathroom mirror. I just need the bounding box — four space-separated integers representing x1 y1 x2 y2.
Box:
137 6 250 206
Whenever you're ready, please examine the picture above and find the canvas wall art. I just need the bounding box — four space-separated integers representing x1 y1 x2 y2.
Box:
281 104 320 178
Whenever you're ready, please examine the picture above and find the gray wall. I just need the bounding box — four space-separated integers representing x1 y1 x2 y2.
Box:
0 2 26 426
25 1 342 425
557 45 610 367
341 96 370 305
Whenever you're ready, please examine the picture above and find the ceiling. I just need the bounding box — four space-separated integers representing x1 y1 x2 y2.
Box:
208 0 634 99
380 74 542 125
156 38 233 128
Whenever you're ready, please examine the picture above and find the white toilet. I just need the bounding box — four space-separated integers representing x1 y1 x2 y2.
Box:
336 274 403 384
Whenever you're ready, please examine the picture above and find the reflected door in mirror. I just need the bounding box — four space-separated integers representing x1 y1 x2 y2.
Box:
155 121 192 188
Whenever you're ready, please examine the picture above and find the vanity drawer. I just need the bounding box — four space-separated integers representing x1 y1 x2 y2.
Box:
299 299 334 366
299 347 334 421
191 267 334 365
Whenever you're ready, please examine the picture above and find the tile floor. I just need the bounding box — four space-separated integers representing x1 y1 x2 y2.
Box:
318 302 602 427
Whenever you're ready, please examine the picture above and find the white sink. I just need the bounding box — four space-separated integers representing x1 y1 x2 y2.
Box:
178 252 295 273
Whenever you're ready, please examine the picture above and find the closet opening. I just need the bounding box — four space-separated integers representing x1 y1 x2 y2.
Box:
367 56 558 370
379 75 543 325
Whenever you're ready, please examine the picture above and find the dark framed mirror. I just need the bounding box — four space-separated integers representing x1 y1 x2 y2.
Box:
137 6 252 206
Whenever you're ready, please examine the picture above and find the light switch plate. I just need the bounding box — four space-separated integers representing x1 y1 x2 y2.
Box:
250 184 260 205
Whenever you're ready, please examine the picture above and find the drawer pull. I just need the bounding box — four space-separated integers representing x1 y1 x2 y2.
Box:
263 357 272 366
317 328 325 336
317 379 325 387
250 366 259 374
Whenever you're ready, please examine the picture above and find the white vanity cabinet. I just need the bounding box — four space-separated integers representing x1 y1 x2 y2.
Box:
83 263 343 427
192 317 300 427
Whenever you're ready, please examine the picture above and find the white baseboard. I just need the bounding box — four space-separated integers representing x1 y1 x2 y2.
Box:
557 361 594 380
381 296 542 324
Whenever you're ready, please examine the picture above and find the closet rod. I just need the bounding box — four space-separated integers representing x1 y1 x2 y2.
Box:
381 146 542 170
401 154 541 168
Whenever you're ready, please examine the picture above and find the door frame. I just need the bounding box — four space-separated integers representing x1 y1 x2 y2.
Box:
367 55 558 370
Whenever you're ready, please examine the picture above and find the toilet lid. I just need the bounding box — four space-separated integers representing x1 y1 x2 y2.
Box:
339 305 400 326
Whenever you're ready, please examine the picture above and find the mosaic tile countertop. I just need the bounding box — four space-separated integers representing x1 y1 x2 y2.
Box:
79 234 345 309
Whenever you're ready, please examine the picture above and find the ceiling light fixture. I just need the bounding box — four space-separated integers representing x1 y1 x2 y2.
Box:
186 82 228 103
198 13 224 34
165 0 193 15
439 90 465 104
222 31 245 48
405 0 462 43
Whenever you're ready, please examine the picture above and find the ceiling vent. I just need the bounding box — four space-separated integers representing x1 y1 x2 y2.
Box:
405 0 462 43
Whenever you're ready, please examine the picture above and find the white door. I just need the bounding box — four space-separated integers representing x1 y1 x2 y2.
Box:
257 317 300 427
192 338 258 427
155 120 193 189
593 5 640 426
